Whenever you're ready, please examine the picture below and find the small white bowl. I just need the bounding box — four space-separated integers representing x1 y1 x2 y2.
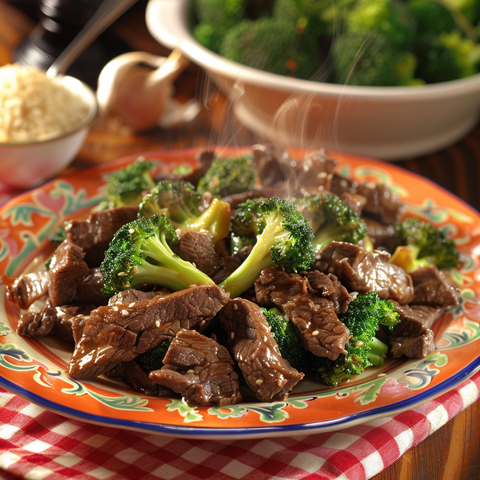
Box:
146 0 480 160
0 75 98 189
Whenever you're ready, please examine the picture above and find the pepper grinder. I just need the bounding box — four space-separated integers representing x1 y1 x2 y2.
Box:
15 0 129 88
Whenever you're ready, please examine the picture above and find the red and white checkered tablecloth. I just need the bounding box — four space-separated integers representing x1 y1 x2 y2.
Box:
1 370 479 480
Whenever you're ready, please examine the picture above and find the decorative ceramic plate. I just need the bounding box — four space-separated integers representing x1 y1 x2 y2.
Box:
1 147 480 440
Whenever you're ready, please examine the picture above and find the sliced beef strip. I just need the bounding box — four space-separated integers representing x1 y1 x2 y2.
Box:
255 267 349 360
5 271 50 310
363 218 396 251
218 298 303 402
292 149 337 195
210 245 253 285
316 241 414 305
330 173 404 225
67 284 230 379
390 329 435 359
221 187 285 211
409 265 460 308
73 268 108 306
65 206 138 267
48 241 89 307
340 192 367 217
106 359 175 397
108 289 168 306
302 271 352 315
252 144 289 187
149 328 242 406
387 302 444 359
16 301 95 343
172 231 222 277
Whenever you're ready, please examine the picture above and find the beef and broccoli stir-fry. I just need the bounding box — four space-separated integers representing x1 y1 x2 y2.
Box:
5 145 461 406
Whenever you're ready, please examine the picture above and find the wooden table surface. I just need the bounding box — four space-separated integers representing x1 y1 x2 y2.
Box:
1 1 480 479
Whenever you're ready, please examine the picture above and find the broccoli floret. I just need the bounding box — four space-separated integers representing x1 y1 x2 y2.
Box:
443 0 480 24
263 307 310 370
331 31 422 86
295 193 368 253
347 0 417 48
219 17 321 79
100 215 214 296
389 217 460 272
139 180 231 243
136 337 172 372
220 197 315 298
311 292 400 387
103 158 156 208
229 198 264 254
196 155 256 198
407 0 457 35
415 30 480 83
195 0 246 26
48 224 67 246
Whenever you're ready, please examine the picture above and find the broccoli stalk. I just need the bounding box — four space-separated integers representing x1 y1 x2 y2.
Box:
100 215 214 296
295 193 368 253
136 337 172 372
389 217 460 272
139 180 231 243
311 292 400 387
220 197 315 298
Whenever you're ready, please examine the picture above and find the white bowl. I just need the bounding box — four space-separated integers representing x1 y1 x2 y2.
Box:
0 75 98 189
146 0 480 160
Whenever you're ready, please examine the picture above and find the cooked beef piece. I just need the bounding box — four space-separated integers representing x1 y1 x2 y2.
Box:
363 218 396 251
153 149 216 187
73 268 108 306
16 301 95 342
340 192 367 217
221 187 285 211
292 149 337 195
16 301 57 337
252 144 289 187
6 271 50 310
303 271 352 315
410 265 460 307
316 241 414 305
48 241 89 307
106 359 175 397
149 328 241 406
330 173 404 225
387 302 444 359
65 206 138 267
390 329 435 359
255 267 349 360
219 298 304 402
67 285 230 379
108 289 168 306
172 231 222 277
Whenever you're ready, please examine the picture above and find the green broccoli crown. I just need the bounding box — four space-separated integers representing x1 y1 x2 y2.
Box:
219 17 321 79
231 198 263 237
195 0 246 27
347 0 416 48
100 215 214 296
415 30 480 83
197 154 256 198
139 180 201 222
311 292 399 387
139 181 231 243
105 158 156 207
136 337 173 372
48 224 67 246
220 197 315 298
407 0 457 35
391 217 460 271
296 193 368 252
263 307 310 370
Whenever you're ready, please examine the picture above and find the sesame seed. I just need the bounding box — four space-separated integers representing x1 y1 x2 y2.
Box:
115 301 122 305
200 320 206 327
128 302 135 308
155 320 160 328
129 228 135 234
117 272 126 276
277 379 284 387
121 309 129 316
113 306 119 311
255 379 263 385
233 303 238 310
312 330 319 336
187 369 194 375
230 332 235 339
